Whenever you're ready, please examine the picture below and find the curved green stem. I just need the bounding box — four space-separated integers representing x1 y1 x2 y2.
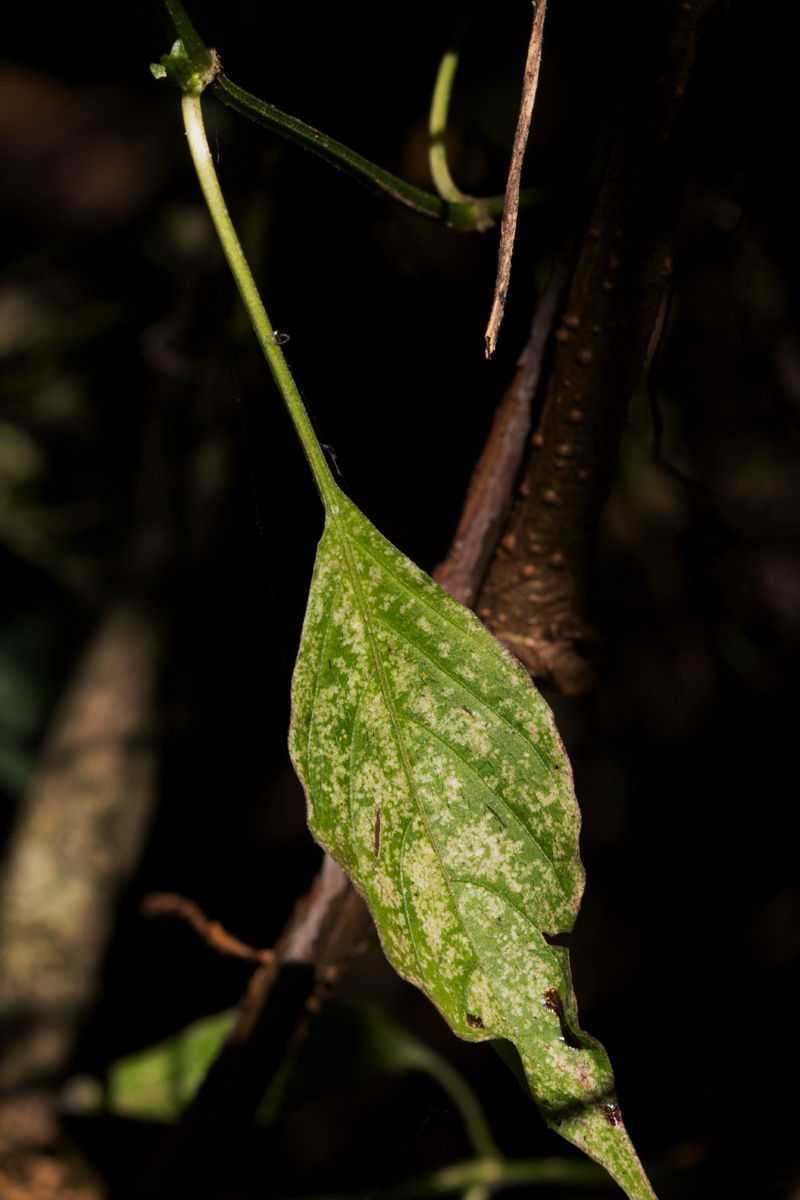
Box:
429 45 470 204
408 1045 501 1163
212 73 495 231
156 0 502 232
181 91 336 507
211 73 500 232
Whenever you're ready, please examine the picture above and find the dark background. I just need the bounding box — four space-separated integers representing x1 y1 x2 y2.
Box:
1 0 799 1196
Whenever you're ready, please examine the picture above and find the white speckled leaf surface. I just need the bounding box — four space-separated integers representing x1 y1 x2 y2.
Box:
289 492 656 1200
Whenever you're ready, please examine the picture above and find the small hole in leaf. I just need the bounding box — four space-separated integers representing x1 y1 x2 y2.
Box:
466 1013 485 1029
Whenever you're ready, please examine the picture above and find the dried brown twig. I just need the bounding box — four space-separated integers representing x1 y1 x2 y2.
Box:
485 0 547 358
140 892 274 963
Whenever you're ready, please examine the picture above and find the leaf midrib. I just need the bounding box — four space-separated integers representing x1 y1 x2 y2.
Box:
353 524 550 771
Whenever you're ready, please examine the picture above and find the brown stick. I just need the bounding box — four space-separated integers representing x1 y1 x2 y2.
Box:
477 0 718 695
140 892 274 964
485 0 547 358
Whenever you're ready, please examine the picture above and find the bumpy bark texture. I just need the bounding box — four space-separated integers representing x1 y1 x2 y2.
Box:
476 0 718 695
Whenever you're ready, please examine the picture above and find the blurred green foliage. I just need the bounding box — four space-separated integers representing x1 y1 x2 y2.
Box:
107 1009 237 1122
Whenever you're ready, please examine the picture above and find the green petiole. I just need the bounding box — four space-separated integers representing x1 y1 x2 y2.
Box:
181 90 337 507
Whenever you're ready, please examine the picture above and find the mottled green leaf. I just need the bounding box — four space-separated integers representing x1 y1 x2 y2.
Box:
289 492 655 1200
107 1009 236 1121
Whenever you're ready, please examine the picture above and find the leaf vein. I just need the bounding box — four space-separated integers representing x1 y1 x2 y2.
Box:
372 610 549 774
400 712 565 898
447 875 572 998
305 559 348 808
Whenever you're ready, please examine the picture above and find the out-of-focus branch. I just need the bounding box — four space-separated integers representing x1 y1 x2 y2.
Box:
477 0 719 695
136 854 374 1200
141 892 274 963
0 602 162 1093
0 1090 107 1199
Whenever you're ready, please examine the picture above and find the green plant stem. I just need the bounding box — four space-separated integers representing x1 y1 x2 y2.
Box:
159 0 501 232
212 74 498 232
181 91 336 506
429 47 469 204
409 1047 500 1163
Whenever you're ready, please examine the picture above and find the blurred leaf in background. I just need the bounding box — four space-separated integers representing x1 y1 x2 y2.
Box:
106 1010 236 1123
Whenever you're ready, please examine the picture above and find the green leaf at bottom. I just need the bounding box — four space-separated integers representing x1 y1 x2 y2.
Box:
107 1010 236 1121
289 492 655 1200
